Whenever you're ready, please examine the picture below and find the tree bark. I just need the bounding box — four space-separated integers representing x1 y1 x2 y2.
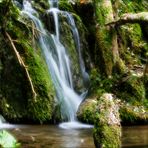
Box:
94 0 126 76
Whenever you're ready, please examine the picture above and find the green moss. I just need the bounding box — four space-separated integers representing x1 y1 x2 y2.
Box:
59 0 74 12
59 12 89 91
116 76 145 103
118 0 148 16
93 94 121 147
118 23 148 69
94 124 121 148
77 98 97 124
95 27 114 76
120 103 148 124
19 40 55 123
90 68 118 95
0 4 55 123
33 0 49 13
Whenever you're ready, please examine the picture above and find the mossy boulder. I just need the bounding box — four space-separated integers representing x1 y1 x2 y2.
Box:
119 24 148 66
78 93 121 147
115 75 145 103
0 2 55 123
120 102 148 125
93 93 121 148
77 96 97 124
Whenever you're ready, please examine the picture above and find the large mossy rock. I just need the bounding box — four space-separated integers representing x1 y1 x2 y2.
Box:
115 75 145 103
93 93 121 148
78 93 121 147
0 1 55 123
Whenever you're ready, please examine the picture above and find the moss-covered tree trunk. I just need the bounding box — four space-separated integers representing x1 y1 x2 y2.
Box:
94 0 125 76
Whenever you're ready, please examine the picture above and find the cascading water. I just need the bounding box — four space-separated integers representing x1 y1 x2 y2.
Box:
64 12 90 88
0 115 6 124
22 0 92 129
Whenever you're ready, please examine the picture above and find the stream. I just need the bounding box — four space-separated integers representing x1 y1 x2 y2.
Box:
1 124 148 148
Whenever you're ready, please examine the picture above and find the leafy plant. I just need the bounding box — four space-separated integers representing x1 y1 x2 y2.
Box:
0 130 20 148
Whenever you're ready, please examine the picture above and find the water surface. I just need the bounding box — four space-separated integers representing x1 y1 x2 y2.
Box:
1 125 148 148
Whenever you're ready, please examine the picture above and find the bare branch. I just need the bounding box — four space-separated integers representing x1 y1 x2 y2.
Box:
6 32 37 100
106 12 148 26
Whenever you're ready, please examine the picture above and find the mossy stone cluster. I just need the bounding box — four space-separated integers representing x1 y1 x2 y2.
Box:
0 1 55 123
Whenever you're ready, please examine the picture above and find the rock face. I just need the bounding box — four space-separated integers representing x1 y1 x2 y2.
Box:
93 93 121 148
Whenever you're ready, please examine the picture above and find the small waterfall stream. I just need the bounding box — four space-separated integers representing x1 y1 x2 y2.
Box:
22 0 92 129
0 115 6 124
64 12 90 87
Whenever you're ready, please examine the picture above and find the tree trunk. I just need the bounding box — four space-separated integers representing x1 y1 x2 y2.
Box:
94 0 125 76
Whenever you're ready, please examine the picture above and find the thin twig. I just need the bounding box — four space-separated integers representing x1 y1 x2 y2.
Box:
6 32 37 100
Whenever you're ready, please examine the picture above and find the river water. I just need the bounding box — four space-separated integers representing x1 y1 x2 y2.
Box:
1 124 148 148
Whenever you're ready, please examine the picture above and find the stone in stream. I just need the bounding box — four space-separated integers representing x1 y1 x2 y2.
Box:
93 93 121 148
77 93 121 148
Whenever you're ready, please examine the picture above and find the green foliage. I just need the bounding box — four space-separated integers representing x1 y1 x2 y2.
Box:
118 0 148 16
77 99 97 124
32 0 49 14
120 24 148 63
59 0 74 12
0 0 19 29
90 68 118 95
116 76 145 103
120 103 148 124
0 130 20 148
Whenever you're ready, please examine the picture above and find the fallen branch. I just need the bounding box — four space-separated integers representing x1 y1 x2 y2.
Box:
106 12 148 26
5 32 37 100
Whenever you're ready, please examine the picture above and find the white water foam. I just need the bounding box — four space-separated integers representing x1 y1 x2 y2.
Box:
59 121 93 129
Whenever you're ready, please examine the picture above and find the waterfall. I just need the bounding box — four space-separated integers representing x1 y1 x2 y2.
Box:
64 12 90 88
0 115 6 124
22 0 92 129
